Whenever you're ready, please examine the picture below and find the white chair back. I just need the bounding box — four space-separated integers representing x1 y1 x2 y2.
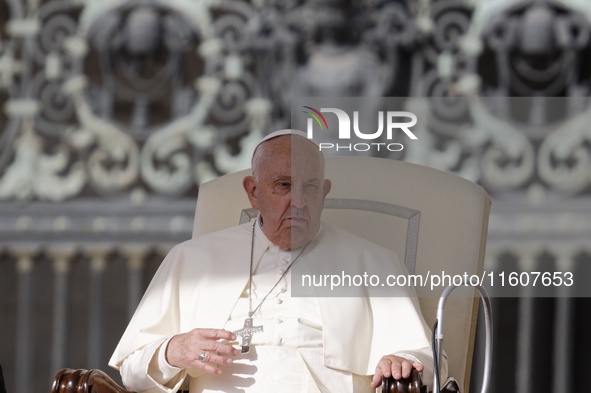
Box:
193 156 491 392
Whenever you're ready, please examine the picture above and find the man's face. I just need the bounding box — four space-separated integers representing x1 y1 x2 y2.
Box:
243 136 331 250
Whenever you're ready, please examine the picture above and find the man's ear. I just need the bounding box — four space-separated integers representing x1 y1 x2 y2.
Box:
322 179 332 199
243 176 259 210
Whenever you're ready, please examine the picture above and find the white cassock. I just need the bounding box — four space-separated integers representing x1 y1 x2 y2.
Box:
109 220 446 393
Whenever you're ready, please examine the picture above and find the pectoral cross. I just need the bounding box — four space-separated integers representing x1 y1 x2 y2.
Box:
233 317 263 353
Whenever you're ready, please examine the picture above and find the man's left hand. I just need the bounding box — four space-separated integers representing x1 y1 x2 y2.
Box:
370 355 424 389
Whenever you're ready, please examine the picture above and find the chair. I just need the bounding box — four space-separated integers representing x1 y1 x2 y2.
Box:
53 156 491 393
52 369 134 393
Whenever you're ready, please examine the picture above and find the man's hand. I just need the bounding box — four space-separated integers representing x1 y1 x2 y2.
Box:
165 328 239 375
370 355 424 389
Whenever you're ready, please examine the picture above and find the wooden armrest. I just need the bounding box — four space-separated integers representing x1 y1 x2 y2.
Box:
382 368 425 393
52 369 135 393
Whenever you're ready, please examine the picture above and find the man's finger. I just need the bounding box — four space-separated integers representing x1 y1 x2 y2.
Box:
376 357 393 378
198 328 236 341
388 358 402 379
202 340 238 356
370 372 383 389
400 359 413 379
217 342 240 356
198 352 233 366
190 358 223 375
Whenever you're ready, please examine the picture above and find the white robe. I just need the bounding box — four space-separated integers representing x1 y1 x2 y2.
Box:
109 222 444 392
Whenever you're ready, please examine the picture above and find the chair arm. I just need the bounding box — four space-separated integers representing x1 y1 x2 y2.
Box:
52 368 135 393
382 368 425 393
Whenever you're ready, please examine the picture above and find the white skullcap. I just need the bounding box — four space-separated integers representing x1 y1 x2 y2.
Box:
251 129 322 167
252 128 319 158
254 129 319 151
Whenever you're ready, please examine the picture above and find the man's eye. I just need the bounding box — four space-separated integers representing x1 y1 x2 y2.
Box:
275 182 291 190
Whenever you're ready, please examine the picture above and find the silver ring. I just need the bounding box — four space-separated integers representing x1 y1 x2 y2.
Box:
198 351 207 361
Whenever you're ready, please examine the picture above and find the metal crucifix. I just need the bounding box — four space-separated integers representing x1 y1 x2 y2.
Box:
233 317 263 353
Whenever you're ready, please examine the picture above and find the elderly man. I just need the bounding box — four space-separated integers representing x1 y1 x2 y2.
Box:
109 130 445 392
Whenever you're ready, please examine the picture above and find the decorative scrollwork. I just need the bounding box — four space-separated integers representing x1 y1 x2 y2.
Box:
538 108 591 193
37 13 78 57
2 0 591 202
410 0 591 195
0 122 86 201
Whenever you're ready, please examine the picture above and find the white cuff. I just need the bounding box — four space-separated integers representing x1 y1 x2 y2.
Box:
120 337 187 393
393 352 421 364
155 337 184 382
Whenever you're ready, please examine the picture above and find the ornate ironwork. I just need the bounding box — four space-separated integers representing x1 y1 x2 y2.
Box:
2 1 591 393
0 0 271 202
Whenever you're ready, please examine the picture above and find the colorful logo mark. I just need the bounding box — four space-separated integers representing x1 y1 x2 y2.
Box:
302 106 328 130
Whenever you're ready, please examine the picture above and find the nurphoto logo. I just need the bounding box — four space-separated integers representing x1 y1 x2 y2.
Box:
302 106 418 152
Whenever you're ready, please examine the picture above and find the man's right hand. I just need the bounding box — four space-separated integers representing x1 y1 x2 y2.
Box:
165 328 239 375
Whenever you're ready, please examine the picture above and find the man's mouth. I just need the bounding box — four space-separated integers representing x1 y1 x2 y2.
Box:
287 217 307 223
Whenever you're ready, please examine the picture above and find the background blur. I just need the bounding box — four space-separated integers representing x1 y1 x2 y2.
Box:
1 0 591 392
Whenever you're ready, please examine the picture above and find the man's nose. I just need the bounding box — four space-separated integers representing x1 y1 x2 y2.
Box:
290 187 307 209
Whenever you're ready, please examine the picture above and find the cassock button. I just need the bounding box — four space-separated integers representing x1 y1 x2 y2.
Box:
275 316 283 324
273 336 283 345
281 258 290 266
275 298 283 304
278 267 286 275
